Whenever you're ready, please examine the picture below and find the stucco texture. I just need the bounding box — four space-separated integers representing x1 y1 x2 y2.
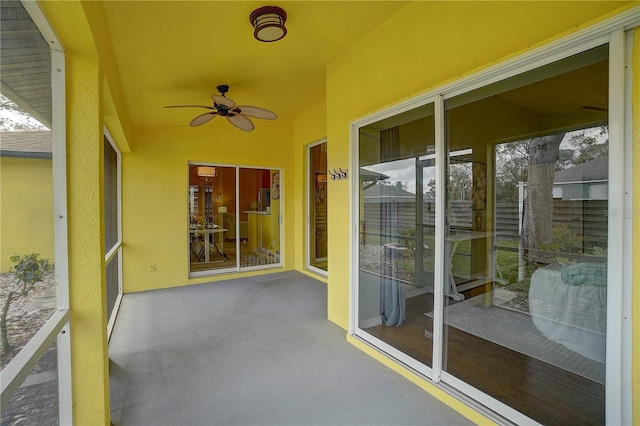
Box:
0 157 54 272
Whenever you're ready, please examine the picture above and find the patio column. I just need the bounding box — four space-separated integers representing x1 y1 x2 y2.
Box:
66 51 110 425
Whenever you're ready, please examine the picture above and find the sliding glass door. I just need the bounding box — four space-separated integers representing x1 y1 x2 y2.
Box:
188 164 237 273
308 141 328 274
353 36 625 424
238 167 281 268
441 44 609 424
105 131 122 338
188 164 281 276
358 103 436 367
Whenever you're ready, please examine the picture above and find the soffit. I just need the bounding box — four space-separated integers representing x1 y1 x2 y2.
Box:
101 1 410 130
0 0 52 129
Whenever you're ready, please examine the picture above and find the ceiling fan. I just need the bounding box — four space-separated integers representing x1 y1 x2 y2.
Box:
164 84 277 131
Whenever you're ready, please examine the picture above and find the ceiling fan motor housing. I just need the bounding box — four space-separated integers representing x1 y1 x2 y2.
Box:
217 84 230 96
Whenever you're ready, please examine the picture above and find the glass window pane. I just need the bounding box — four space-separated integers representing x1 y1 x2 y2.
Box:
443 45 608 424
104 136 118 251
239 168 281 268
188 165 237 272
106 255 119 322
309 142 328 272
358 102 436 367
1 340 59 425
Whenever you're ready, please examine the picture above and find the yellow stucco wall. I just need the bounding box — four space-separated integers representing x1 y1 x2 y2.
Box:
123 121 295 293
0 157 54 272
65 51 111 425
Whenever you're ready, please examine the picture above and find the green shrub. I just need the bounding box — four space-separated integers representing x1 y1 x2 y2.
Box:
1 253 53 354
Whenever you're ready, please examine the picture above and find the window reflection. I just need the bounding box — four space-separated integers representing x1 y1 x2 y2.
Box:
443 45 608 424
358 103 436 367
309 142 328 272
188 165 236 272
239 168 280 268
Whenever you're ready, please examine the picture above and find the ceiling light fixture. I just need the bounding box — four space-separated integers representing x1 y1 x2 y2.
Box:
249 6 287 42
197 166 217 178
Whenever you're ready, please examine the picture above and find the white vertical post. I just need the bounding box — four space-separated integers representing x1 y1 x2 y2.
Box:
605 28 626 426
431 94 446 381
51 39 73 426
620 28 634 426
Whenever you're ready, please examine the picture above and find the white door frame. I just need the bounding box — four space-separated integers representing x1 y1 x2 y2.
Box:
306 138 329 277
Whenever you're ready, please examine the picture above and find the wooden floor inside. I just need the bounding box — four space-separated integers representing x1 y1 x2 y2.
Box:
365 289 605 425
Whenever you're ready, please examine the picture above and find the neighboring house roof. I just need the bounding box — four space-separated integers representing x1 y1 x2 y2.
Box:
554 156 608 183
360 168 389 182
0 130 52 158
364 182 415 203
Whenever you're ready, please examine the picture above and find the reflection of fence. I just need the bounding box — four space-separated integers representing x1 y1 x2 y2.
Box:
363 200 608 246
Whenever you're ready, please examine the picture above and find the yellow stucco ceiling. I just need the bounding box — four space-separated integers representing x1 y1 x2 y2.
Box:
101 1 410 130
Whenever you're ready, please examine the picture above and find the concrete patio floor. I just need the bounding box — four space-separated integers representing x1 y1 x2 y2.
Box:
109 271 473 425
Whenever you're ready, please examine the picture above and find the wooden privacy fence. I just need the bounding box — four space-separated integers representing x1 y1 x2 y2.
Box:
363 199 608 246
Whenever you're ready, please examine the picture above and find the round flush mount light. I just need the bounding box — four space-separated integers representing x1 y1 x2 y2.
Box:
249 6 287 42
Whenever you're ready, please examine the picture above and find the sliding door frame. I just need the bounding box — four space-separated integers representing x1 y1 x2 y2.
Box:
104 128 123 339
306 139 328 277
350 9 638 424
188 162 284 278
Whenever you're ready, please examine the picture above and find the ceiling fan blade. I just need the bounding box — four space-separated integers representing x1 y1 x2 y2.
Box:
164 104 215 110
581 105 608 112
190 112 218 127
233 105 278 120
212 95 236 108
227 114 255 132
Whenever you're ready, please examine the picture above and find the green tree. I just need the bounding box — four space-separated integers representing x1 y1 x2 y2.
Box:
566 127 608 165
1 253 53 354
495 140 528 203
448 163 472 201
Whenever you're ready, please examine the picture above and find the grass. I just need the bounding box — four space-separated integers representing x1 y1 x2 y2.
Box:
361 230 605 295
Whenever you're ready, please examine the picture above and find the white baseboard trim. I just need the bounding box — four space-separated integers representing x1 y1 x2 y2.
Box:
359 316 382 329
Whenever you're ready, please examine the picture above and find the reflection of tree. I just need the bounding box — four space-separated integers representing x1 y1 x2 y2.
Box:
495 141 528 202
426 179 436 198
521 134 564 250
559 126 608 168
448 163 472 201
496 126 609 204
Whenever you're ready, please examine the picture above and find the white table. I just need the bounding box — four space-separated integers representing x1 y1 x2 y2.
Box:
446 230 492 300
190 227 228 263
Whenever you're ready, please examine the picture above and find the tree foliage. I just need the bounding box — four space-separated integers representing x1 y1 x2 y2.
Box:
447 163 472 201
558 127 608 167
1 253 53 354
495 126 608 204
495 140 529 203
